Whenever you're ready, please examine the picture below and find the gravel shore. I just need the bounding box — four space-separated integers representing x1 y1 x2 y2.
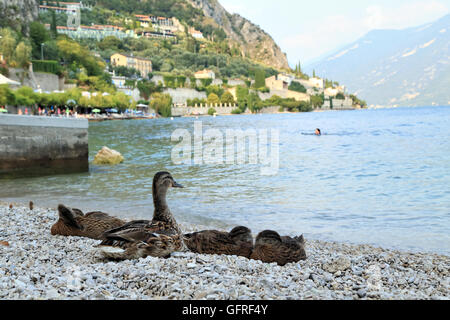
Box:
0 202 448 300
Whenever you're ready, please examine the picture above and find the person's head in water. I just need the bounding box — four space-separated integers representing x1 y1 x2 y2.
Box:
315 128 321 135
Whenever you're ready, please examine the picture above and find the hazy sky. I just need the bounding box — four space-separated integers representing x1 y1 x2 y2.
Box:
220 0 450 66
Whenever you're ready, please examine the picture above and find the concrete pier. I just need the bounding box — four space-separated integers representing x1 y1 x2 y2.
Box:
0 115 89 176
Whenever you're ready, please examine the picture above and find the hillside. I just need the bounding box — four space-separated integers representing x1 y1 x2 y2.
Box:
0 0 39 35
305 14 450 107
186 0 289 70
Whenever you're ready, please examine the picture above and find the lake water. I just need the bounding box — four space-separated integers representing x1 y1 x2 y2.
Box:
1 106 449 255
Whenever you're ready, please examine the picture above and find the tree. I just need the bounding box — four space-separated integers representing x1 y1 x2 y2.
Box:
221 91 235 105
310 94 324 109
207 93 220 105
254 69 266 88
0 29 17 64
14 42 32 84
29 22 50 60
150 93 172 117
0 85 16 106
137 80 162 100
288 81 307 93
51 10 58 39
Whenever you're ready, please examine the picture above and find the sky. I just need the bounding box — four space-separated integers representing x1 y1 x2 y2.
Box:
220 0 450 66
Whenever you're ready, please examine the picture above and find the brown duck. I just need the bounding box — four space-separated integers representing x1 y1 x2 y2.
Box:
97 171 185 260
183 226 253 258
51 204 125 240
250 230 307 266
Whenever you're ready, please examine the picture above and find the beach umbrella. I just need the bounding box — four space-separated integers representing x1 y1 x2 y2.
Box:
106 108 118 113
92 108 101 113
66 99 77 106
0 108 7 113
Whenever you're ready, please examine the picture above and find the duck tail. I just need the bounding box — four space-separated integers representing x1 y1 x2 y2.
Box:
96 245 126 259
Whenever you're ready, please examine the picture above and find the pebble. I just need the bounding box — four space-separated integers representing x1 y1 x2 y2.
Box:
0 202 448 300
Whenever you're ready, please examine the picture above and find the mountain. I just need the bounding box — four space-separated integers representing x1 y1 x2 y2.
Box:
187 0 290 70
305 14 450 107
0 0 39 35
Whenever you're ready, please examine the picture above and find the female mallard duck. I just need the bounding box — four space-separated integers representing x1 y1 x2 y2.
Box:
183 226 253 258
97 171 185 260
51 204 125 240
250 230 306 266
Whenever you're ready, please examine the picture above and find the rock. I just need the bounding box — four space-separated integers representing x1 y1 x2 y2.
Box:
323 256 352 273
0 241 9 247
357 289 367 298
93 146 124 165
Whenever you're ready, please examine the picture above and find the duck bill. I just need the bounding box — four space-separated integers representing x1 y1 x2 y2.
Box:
173 182 184 188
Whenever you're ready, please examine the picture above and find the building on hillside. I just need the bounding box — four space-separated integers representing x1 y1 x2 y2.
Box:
111 75 127 88
41 1 92 10
139 30 177 40
265 75 288 91
277 73 294 85
39 5 78 14
195 69 215 80
44 24 135 40
111 53 152 79
188 27 204 39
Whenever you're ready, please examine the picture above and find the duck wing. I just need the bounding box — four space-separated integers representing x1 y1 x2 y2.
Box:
183 230 238 255
102 220 151 237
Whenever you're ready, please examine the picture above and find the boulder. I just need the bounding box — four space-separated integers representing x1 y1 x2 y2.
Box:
93 146 124 165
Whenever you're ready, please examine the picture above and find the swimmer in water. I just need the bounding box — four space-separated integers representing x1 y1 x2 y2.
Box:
315 128 321 136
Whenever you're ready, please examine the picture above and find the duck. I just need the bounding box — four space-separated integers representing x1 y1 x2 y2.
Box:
183 226 253 258
51 204 126 240
29 201 34 211
97 171 185 260
250 230 306 266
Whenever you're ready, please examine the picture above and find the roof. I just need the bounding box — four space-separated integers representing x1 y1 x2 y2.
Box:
195 69 214 74
111 53 152 62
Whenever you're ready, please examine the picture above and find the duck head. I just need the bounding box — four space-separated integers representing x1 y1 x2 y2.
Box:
51 204 84 236
152 171 183 221
255 230 282 246
229 226 253 243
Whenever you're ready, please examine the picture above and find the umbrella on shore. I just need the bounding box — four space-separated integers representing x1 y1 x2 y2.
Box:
0 108 8 113
106 108 118 113
92 108 101 113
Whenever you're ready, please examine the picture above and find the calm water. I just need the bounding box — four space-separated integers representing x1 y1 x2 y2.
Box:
1 106 449 255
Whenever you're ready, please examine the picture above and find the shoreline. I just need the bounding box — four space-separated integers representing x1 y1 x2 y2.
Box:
0 202 448 300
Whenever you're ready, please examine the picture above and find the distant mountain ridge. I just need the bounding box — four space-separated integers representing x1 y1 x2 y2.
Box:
305 14 450 107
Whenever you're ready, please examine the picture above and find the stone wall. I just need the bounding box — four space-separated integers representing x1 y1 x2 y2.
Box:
9 68 61 91
164 88 207 105
0 115 89 174
172 105 238 116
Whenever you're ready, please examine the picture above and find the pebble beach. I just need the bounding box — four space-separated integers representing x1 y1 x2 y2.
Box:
0 202 448 300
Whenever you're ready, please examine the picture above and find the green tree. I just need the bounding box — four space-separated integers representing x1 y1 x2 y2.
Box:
137 80 162 100
0 29 17 64
288 81 307 93
14 42 32 84
207 93 220 105
150 93 172 117
51 10 58 39
0 85 16 106
220 91 235 105
29 22 50 60
254 69 266 88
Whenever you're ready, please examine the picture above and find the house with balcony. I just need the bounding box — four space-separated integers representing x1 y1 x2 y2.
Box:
111 53 152 79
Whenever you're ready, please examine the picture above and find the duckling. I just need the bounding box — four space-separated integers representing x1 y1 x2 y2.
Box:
51 204 125 240
29 201 34 211
250 230 306 266
183 226 253 258
97 171 185 260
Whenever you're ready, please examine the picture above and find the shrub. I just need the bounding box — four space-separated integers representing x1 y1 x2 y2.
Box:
288 81 307 93
208 107 216 116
